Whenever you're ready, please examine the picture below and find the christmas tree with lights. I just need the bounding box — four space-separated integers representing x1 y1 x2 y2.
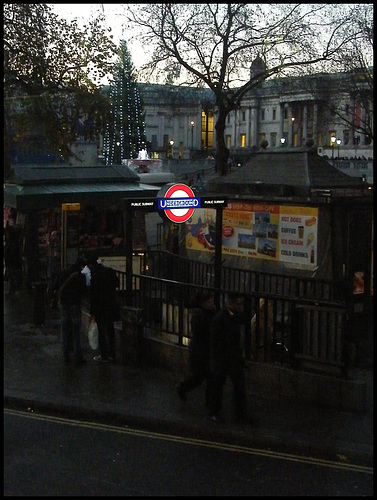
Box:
103 40 146 165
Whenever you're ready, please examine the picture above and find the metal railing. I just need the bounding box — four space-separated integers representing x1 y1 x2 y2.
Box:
140 250 344 301
115 269 348 377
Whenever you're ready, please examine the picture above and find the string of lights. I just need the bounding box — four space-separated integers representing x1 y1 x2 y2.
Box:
103 41 146 165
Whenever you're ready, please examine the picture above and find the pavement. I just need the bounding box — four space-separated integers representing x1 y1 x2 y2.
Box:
4 284 374 468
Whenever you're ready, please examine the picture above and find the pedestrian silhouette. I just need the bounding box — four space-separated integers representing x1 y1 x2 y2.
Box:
176 291 216 406
58 256 88 366
4 224 22 296
208 292 252 423
46 230 61 309
89 257 120 363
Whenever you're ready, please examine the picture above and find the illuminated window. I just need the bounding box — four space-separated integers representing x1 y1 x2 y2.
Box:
201 108 214 150
226 135 231 149
241 134 246 148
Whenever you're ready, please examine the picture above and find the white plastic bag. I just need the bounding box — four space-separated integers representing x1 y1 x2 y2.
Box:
88 320 99 350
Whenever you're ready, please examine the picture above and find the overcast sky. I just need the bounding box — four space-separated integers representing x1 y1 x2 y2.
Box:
48 4 148 70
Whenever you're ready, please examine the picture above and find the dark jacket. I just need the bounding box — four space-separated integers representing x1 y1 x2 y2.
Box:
210 308 244 376
4 226 22 269
189 307 216 369
58 263 87 307
90 263 119 321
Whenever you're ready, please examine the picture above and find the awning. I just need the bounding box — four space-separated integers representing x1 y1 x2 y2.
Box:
4 182 160 211
3 163 162 211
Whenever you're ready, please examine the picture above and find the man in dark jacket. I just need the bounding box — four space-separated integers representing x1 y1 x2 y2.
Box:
90 258 119 362
176 291 216 406
208 292 251 423
4 224 22 296
58 256 88 366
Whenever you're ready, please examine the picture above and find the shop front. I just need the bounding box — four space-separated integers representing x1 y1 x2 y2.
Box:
4 163 161 285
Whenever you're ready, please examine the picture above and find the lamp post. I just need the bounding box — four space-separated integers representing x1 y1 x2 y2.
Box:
331 136 336 162
169 140 174 158
291 117 295 147
280 137 286 147
190 120 194 151
336 138 341 159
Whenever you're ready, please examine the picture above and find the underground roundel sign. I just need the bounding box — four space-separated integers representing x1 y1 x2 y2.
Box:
158 183 200 223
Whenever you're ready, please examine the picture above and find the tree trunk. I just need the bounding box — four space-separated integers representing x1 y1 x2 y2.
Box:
214 104 230 176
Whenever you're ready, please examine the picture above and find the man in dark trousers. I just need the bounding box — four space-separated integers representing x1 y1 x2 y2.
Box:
176 291 216 406
4 224 22 296
58 256 88 366
90 258 120 363
208 291 252 423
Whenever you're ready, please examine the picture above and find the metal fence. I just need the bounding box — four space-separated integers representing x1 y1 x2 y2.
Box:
140 250 344 301
115 264 348 377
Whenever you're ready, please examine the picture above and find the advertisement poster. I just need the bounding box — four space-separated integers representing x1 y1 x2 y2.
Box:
185 203 318 268
279 206 318 266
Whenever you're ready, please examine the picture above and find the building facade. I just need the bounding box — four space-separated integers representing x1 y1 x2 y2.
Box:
134 69 373 168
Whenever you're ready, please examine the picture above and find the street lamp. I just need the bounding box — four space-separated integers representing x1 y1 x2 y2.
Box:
190 120 195 151
280 137 286 147
331 136 336 161
336 138 341 159
169 140 174 158
291 117 295 146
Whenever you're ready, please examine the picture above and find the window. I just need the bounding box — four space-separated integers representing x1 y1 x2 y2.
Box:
242 111 246 121
241 134 246 148
343 130 349 146
201 108 214 150
260 109 265 121
284 107 288 120
272 108 276 120
226 135 231 149
270 132 277 147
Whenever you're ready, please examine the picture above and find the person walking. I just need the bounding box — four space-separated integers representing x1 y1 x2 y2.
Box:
176 291 216 406
89 257 120 363
208 291 252 424
46 230 61 309
4 224 22 296
58 256 88 366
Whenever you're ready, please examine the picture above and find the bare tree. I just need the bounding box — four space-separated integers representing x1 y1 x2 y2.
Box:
322 4 373 144
125 3 370 175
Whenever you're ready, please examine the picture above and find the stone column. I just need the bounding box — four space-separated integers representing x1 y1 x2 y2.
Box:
232 109 237 148
313 103 318 146
302 104 308 145
279 103 285 142
246 106 251 147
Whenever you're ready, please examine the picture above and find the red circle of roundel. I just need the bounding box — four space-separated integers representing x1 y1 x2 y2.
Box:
163 183 196 223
